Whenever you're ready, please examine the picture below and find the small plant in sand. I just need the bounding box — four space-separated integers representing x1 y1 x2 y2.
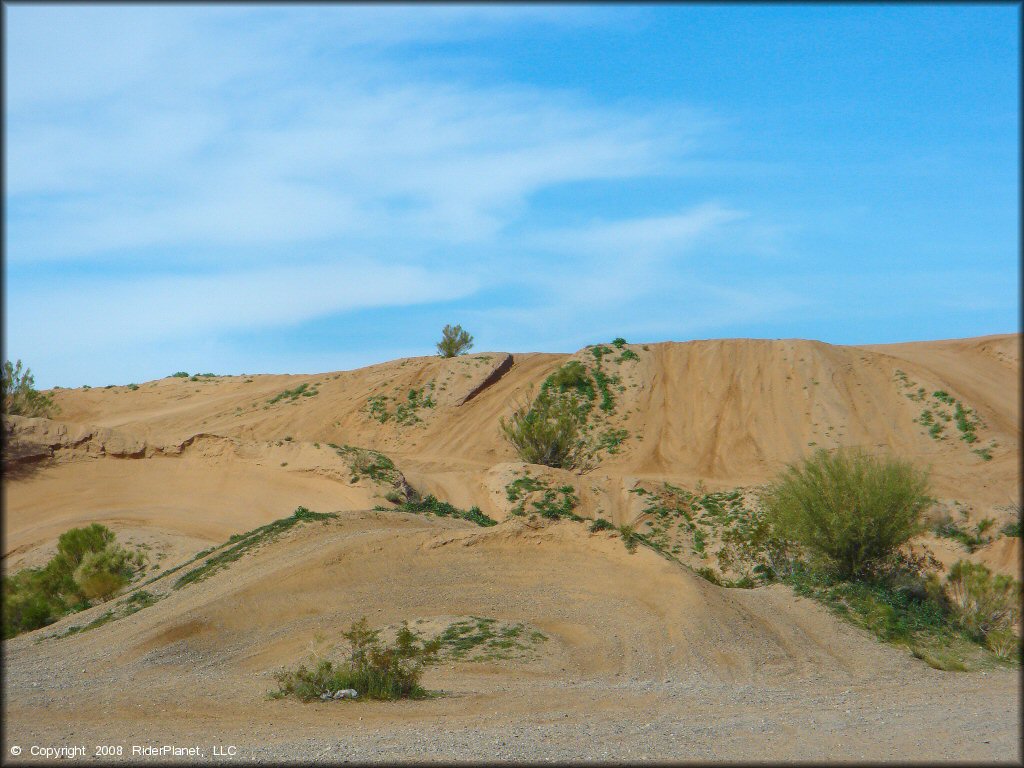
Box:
2 360 58 418
500 388 587 470
618 524 638 553
763 448 931 580
271 618 442 702
436 324 474 358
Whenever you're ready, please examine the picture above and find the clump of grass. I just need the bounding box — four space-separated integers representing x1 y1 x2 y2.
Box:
394 385 436 425
543 361 596 404
379 494 497 528
331 444 402 485
174 507 336 589
943 561 1020 650
617 349 639 362
953 402 980 444
589 518 616 533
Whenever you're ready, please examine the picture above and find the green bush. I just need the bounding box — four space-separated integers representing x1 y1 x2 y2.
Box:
2 360 58 417
589 518 616 533
436 324 474 358
544 361 594 400
500 388 587 469
2 524 145 638
943 560 1021 642
272 618 441 701
73 546 142 601
2 570 66 638
762 448 931 580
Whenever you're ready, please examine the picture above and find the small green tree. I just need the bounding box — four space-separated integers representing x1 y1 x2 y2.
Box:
436 324 474 358
762 448 931 580
500 388 587 470
2 360 58 417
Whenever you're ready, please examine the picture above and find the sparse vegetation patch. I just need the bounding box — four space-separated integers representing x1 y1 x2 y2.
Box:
377 494 497 528
173 507 336 590
268 382 319 404
505 471 580 521
364 383 436 425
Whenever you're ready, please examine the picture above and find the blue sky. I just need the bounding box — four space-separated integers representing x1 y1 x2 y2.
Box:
4 4 1019 388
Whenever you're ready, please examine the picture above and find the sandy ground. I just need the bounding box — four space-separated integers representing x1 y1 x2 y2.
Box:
2 335 1020 763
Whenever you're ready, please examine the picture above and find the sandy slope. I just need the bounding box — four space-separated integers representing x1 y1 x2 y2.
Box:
2 334 1020 762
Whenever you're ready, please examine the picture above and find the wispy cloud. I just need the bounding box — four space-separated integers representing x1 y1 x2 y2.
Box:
3 5 802 386
8 259 478 352
534 203 748 256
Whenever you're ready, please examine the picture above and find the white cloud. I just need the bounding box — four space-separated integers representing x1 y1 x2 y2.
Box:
8 259 478 353
6 7 703 263
535 203 748 256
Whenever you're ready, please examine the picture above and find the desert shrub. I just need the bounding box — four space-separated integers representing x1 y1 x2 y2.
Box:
2 524 145 638
544 361 594 400
619 524 638 553
272 618 441 701
2 569 66 638
943 560 1021 642
762 448 931 580
55 523 116 570
500 388 587 470
436 324 474 358
984 628 1021 661
2 360 58 417
73 546 142 601
589 518 615 533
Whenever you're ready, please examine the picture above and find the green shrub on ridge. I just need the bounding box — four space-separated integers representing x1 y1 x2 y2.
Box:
763 448 931 580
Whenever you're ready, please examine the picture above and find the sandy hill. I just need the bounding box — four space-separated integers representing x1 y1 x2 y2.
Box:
2 333 1020 761
4 333 1018 571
